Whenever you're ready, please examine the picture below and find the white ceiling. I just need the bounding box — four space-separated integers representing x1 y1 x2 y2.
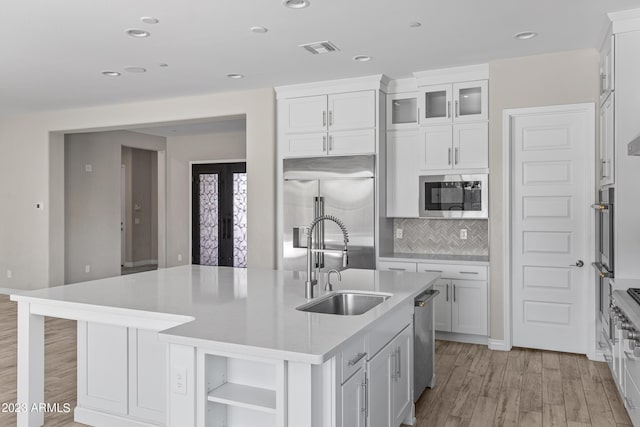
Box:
132 116 246 137
1 0 639 117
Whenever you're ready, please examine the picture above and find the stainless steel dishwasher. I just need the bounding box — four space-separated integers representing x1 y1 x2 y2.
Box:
414 288 439 401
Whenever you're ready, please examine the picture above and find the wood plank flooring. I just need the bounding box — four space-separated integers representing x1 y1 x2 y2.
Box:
0 295 631 426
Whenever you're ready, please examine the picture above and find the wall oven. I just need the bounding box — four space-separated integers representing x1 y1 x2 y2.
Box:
593 188 614 338
418 174 488 219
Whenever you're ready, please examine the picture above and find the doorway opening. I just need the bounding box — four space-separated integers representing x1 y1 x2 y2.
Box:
191 162 247 267
121 146 159 275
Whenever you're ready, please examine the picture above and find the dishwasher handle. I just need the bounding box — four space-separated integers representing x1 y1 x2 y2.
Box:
415 289 440 307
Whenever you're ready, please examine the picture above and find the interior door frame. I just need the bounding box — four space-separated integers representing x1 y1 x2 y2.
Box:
502 103 596 358
188 159 246 266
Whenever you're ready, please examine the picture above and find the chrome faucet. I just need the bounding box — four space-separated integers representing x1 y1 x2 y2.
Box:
305 215 349 299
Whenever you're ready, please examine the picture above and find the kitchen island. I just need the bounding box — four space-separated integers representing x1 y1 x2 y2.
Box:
11 265 438 427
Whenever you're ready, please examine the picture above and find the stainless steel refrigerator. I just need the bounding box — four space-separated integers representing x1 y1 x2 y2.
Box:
283 155 375 272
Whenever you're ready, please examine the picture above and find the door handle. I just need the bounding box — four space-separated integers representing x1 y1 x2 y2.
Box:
329 110 333 126
446 284 449 302
448 148 452 165
323 111 326 127
447 101 451 118
329 135 333 151
455 100 459 117
571 260 584 267
455 147 459 165
453 284 456 302
322 135 327 152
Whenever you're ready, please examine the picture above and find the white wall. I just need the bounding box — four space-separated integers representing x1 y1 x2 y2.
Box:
488 49 600 342
0 88 274 290
64 131 165 284
166 128 247 267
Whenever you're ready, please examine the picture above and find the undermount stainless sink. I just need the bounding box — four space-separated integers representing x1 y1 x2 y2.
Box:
297 291 391 316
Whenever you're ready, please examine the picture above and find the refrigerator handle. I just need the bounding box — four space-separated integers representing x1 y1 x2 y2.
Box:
319 197 325 268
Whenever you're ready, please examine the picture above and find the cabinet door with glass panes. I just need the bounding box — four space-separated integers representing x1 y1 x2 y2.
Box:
419 80 487 125
387 92 419 130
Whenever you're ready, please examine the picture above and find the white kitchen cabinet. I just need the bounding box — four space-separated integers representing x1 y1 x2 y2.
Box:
279 90 377 158
415 262 488 335
77 322 167 426
391 326 412 427
454 122 489 169
387 93 419 130
386 130 420 217
451 279 488 336
600 34 615 106
378 261 418 272
77 322 129 415
342 368 367 427
433 280 452 332
282 95 327 134
419 80 487 126
367 326 412 427
600 93 615 187
420 124 488 172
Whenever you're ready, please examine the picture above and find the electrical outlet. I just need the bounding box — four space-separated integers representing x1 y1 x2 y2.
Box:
460 229 468 240
172 367 187 395
178 254 183 262
85 164 93 172
35 202 44 210
134 217 140 225
85 265 91 273
6 270 12 279
396 228 403 239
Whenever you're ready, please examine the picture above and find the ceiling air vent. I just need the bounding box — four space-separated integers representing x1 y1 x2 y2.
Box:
299 41 340 55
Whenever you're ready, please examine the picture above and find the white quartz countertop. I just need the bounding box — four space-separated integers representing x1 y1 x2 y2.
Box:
11 266 438 364
379 252 489 264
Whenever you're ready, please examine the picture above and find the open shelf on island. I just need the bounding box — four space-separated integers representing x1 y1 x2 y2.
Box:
207 382 276 414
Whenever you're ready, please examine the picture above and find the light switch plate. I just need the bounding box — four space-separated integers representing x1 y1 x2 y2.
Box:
172 367 187 395
460 229 468 240
396 228 403 239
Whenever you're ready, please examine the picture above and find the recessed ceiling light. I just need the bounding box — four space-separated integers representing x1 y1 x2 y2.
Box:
250 26 268 34
140 17 159 25
514 31 537 40
126 28 150 38
409 22 422 28
124 66 147 73
226 73 244 79
102 71 121 77
353 55 372 62
283 0 310 9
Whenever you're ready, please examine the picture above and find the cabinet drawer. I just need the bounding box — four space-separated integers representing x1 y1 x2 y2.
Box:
341 335 366 384
366 302 412 360
378 261 417 272
416 262 487 280
625 365 640 425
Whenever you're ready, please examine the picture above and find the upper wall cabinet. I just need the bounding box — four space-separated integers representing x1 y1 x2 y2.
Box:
419 80 488 125
277 85 379 158
600 33 615 106
387 92 419 130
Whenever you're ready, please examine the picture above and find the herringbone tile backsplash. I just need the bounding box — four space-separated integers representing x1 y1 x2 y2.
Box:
393 218 489 255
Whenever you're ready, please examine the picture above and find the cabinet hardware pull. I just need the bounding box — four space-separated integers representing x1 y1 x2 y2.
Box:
329 110 333 126
323 111 326 127
417 107 420 122
454 147 459 165
601 74 607 94
446 284 449 302
455 100 459 117
601 160 607 178
460 271 479 275
390 351 396 380
424 269 443 273
448 148 452 165
323 135 327 152
453 284 456 302
447 101 451 118
396 347 401 379
329 135 333 151
388 268 405 271
348 352 367 366
360 380 367 420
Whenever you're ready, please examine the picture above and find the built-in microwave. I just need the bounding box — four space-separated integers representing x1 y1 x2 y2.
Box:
418 174 488 219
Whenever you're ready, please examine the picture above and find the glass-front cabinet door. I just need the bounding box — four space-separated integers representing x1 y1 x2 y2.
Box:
452 80 488 122
419 84 452 125
387 92 418 130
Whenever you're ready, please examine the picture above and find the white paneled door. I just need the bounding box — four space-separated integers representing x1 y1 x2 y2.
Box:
511 105 594 354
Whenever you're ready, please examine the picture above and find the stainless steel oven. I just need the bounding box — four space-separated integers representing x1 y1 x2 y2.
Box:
593 188 614 338
418 174 488 219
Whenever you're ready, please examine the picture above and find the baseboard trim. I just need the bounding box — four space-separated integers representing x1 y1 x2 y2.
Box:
123 260 158 268
436 331 488 346
75 406 159 427
487 339 511 352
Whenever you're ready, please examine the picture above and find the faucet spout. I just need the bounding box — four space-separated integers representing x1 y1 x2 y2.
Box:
305 215 349 299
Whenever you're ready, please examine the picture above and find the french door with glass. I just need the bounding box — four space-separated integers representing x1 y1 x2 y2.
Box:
191 162 247 267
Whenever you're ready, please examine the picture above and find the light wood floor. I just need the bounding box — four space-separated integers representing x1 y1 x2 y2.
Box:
0 295 630 426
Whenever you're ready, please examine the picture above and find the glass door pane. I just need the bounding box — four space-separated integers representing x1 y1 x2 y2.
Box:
425 91 447 119
392 98 417 124
458 87 482 116
199 174 220 266
232 172 247 267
